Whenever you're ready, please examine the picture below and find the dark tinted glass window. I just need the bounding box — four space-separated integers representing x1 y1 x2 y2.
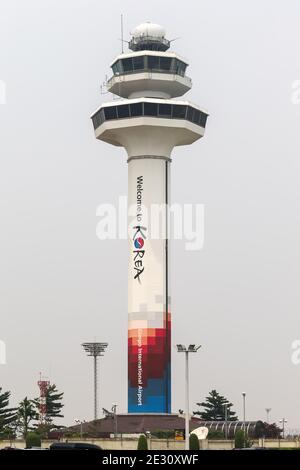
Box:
113 56 187 76
133 56 144 70
144 102 158 116
117 60 124 73
130 102 143 117
99 109 105 125
172 105 187 119
180 61 187 75
117 104 130 119
160 57 172 71
148 56 160 69
93 115 98 128
92 116 98 129
92 109 105 128
112 61 122 74
159 103 171 117
199 113 208 128
104 106 117 120
170 58 176 73
175 60 187 77
94 103 206 128
192 109 200 124
187 106 194 122
122 58 133 72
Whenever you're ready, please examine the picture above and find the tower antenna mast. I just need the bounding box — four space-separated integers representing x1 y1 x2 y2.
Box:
37 373 50 424
121 14 124 53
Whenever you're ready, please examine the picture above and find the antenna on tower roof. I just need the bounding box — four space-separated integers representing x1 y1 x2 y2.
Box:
121 14 124 54
118 14 129 52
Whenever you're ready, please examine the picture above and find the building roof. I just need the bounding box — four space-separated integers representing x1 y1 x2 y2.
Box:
64 414 265 438
66 414 201 436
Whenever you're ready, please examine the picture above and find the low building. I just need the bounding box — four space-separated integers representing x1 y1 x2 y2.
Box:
63 414 265 439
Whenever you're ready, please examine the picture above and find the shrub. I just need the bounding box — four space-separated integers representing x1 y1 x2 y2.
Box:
137 434 148 450
189 433 200 450
234 430 252 449
234 430 244 448
26 432 41 448
208 430 225 439
151 429 174 439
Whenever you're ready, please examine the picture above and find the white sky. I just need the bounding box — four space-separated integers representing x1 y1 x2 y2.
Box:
1 0 300 431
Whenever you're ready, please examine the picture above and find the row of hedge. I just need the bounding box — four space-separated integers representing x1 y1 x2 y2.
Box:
137 430 251 450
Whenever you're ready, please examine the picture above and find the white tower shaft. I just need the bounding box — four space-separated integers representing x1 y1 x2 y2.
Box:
128 155 171 412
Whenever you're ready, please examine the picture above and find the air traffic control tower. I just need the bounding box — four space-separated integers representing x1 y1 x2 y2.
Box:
91 22 208 413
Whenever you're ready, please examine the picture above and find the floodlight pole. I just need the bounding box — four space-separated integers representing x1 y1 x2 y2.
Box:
279 418 287 439
177 344 201 451
224 404 228 439
112 404 118 438
242 392 246 447
74 419 85 439
185 350 190 451
94 354 97 420
82 342 108 420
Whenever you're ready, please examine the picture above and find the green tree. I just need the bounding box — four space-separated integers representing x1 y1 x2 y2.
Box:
189 433 200 450
137 434 148 450
193 390 238 421
34 384 64 428
264 422 282 438
17 397 39 438
26 431 41 448
45 384 64 422
0 388 17 436
234 429 252 448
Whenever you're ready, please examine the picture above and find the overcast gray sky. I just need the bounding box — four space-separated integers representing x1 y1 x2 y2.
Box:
1 0 300 430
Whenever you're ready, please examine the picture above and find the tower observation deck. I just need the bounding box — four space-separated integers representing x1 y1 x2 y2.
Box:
91 22 208 414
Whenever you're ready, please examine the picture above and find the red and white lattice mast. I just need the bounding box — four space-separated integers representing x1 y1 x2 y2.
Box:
37 373 50 424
